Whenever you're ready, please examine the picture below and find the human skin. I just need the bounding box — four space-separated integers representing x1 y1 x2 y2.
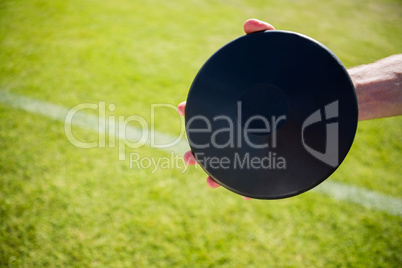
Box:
177 19 402 200
348 54 402 121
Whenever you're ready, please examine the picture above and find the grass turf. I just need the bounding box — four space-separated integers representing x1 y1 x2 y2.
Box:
0 0 401 267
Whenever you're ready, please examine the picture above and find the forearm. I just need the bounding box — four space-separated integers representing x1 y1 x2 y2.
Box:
348 54 402 121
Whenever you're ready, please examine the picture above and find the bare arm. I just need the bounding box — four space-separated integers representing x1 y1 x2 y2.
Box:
348 54 402 121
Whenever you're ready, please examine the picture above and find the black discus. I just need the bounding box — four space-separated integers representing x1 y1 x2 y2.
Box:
185 30 358 199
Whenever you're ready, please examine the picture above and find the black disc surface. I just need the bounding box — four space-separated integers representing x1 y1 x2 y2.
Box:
185 30 358 199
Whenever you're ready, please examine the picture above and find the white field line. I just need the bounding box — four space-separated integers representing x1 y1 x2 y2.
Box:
0 90 401 216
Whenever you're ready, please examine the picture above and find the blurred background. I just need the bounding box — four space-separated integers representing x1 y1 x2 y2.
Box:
0 0 401 267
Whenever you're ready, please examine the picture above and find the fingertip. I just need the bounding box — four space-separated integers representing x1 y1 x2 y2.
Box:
177 101 186 116
206 176 221 189
241 196 252 201
184 150 197 165
244 18 275 34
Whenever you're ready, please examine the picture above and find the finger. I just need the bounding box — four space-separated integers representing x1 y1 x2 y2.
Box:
244 18 275 34
184 150 197 165
241 196 252 201
206 176 221 188
177 101 186 116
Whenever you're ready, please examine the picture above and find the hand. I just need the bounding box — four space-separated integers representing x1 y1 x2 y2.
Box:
177 19 275 201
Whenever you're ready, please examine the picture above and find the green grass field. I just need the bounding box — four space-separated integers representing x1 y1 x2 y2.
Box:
1 0 401 267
